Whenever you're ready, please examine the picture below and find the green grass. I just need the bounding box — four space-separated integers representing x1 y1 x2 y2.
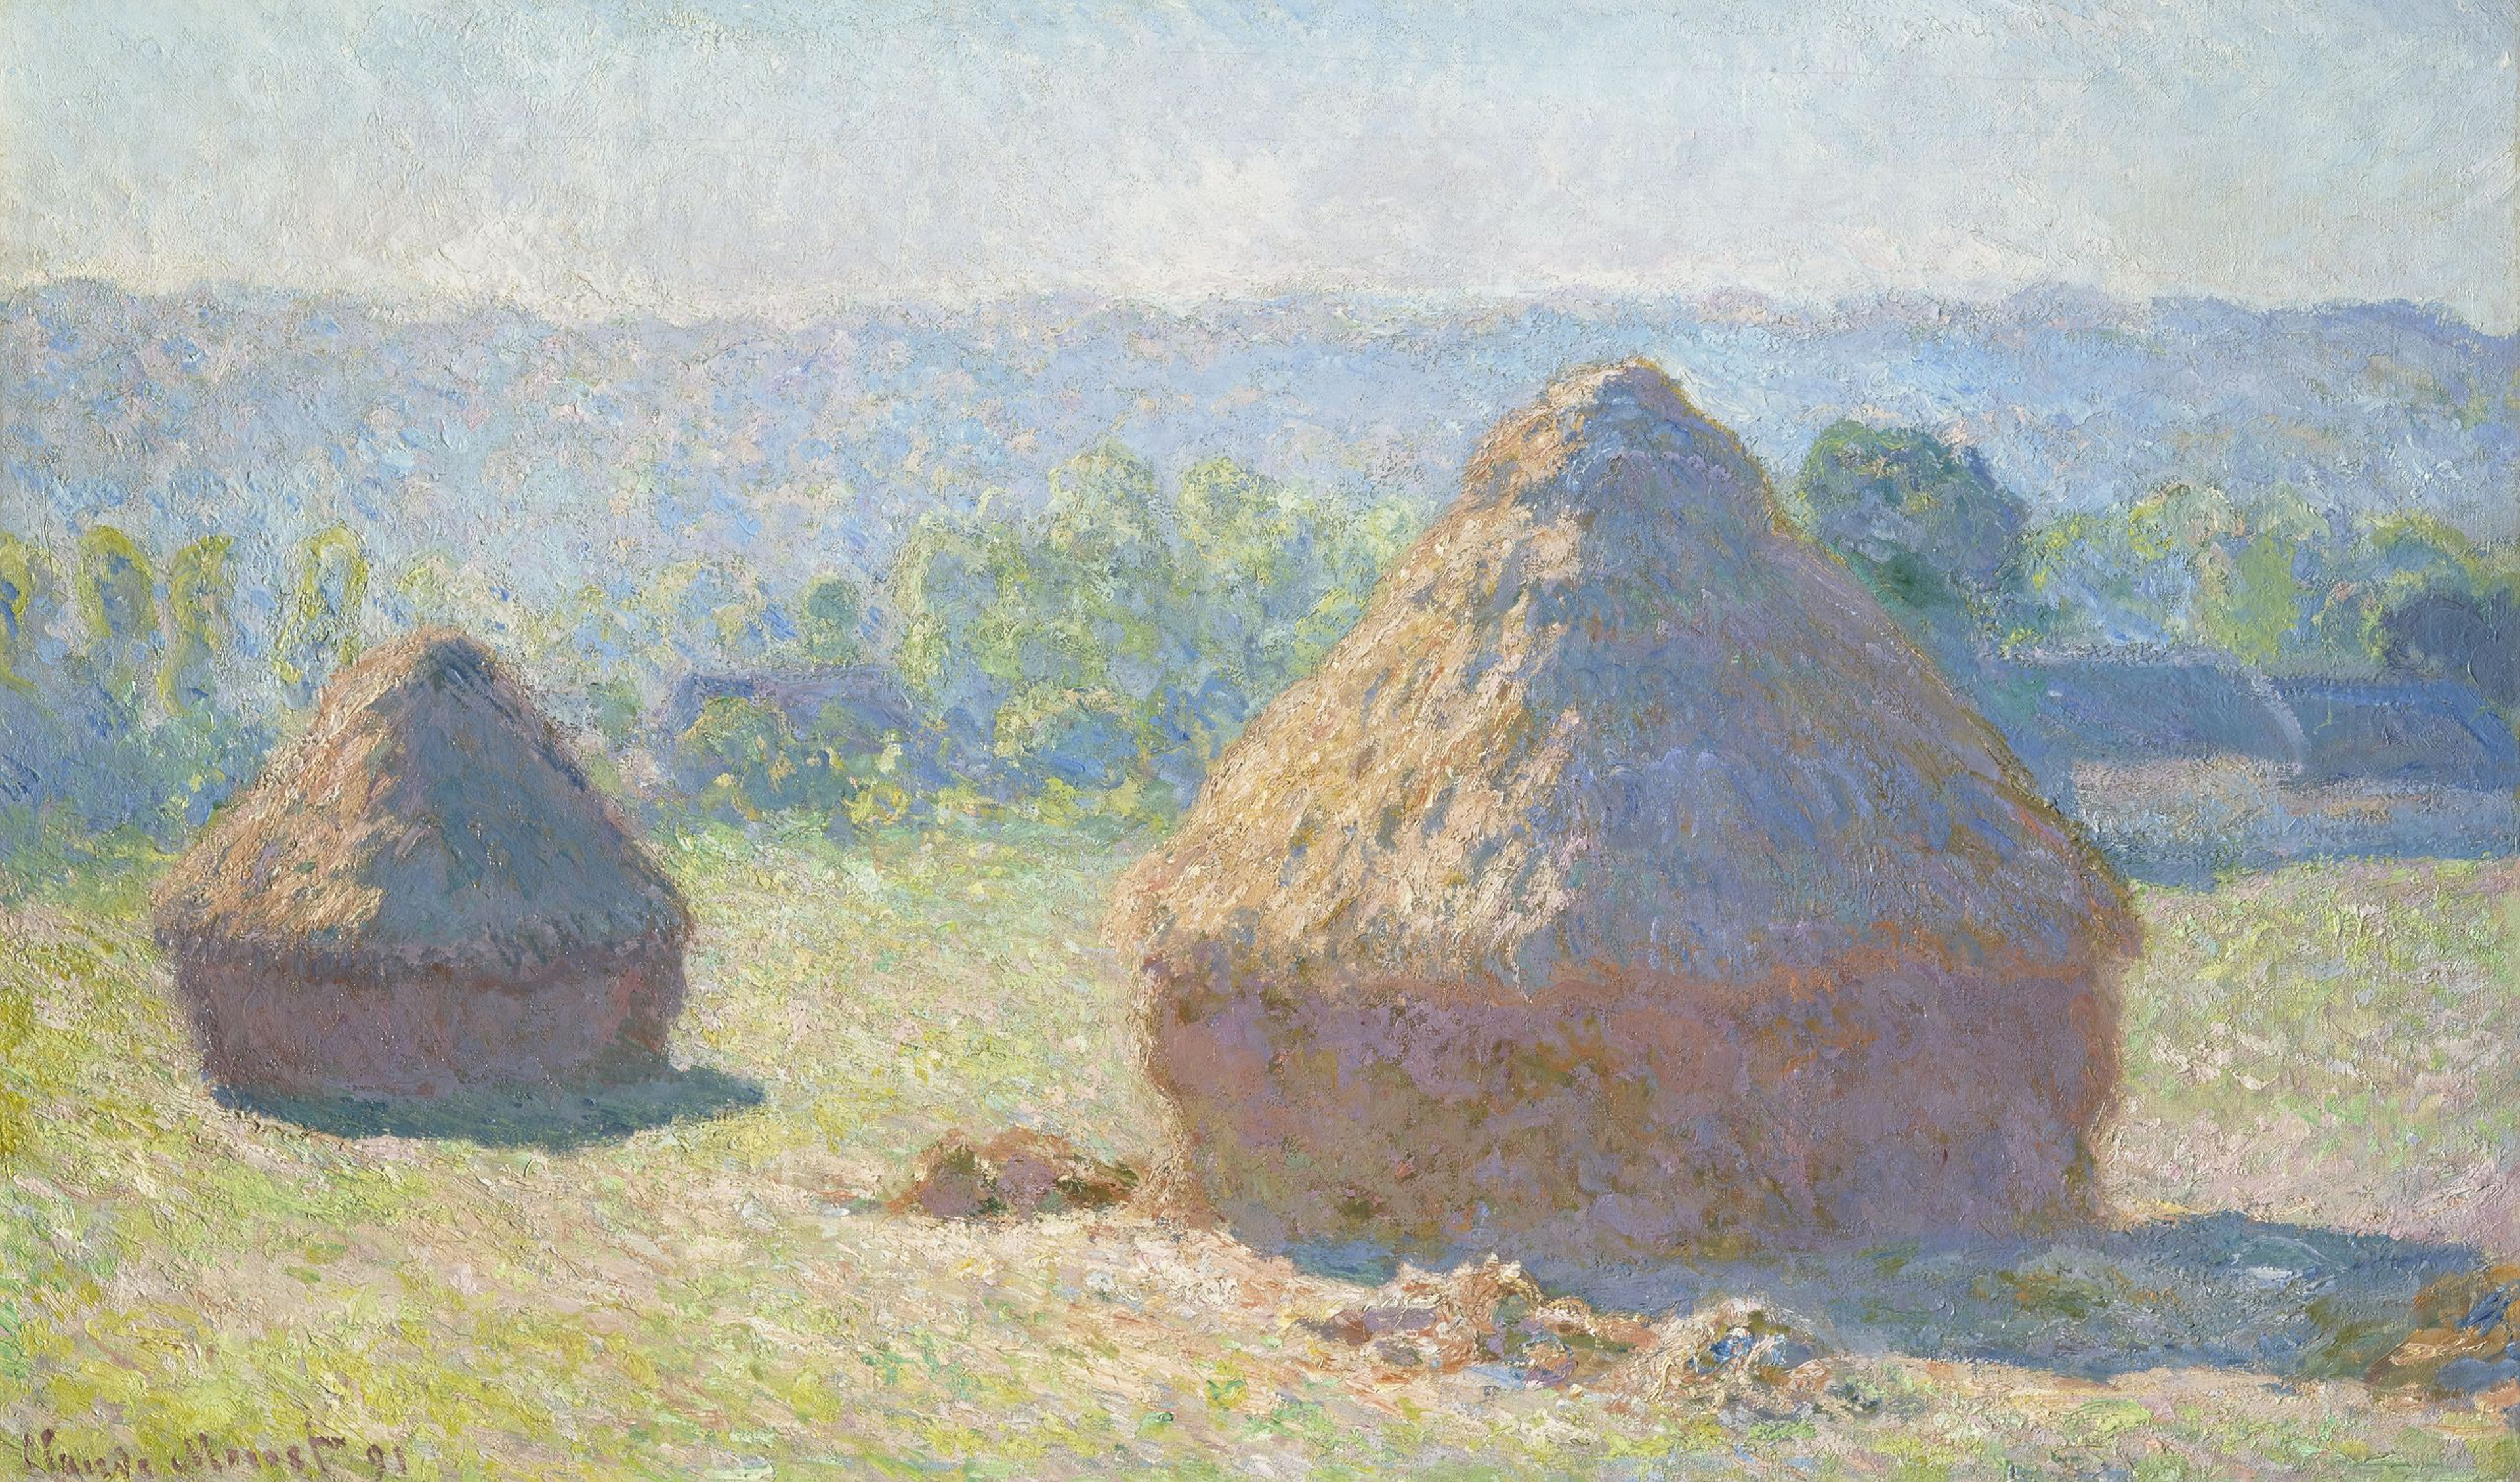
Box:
1 825 2514 1479
2110 858 2520 1242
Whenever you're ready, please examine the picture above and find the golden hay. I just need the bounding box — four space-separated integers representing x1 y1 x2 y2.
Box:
1106 360 2137 1261
154 628 689 1096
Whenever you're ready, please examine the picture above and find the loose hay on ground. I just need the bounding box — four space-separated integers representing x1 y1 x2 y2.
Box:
891 1126 1139 1219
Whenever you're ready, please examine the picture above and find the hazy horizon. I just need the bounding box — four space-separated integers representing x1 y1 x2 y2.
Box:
7 0 2512 331
9 271 2512 339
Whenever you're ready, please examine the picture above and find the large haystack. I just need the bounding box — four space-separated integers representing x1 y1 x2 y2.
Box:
154 628 690 1097
1107 361 2137 1262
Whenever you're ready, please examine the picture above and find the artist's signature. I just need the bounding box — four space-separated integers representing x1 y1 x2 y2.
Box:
15 1426 408 1479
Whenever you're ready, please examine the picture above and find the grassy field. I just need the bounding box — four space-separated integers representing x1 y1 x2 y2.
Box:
2 821 2516 1479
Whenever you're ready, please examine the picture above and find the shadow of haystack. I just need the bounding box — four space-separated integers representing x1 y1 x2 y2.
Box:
214 1063 763 1151
1539 1212 2480 1382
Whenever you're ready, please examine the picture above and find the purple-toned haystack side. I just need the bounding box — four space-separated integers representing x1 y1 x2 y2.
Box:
153 629 690 1097
1108 361 2139 1263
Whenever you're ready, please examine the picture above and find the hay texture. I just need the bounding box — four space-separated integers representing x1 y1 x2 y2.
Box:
154 628 690 1097
1106 361 2136 1261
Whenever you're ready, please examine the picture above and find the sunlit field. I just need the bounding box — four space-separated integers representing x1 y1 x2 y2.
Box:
3 825 2515 1479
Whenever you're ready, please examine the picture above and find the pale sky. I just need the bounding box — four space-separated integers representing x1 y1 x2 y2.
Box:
5 0 2515 328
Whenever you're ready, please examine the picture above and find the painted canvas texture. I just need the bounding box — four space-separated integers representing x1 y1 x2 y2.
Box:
3 3 2517 1478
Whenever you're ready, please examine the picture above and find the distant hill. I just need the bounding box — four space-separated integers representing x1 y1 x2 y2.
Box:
3 280 2511 613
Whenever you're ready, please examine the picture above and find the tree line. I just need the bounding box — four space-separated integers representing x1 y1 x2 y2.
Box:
0 520 371 875
1794 422 2519 707
0 447 1418 870
2 429 2512 881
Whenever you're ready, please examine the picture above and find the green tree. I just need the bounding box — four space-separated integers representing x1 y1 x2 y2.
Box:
1045 444 1166 567
640 559 774 668
883 445 1414 813
2194 532 2304 667
679 695 803 819
1173 455 1411 732
587 676 646 751
2126 486 2326 667
274 524 369 706
74 526 159 714
2034 482 2241 650
2122 482 2240 564
2349 526 2520 704
160 534 236 711
887 515 1018 704
795 574 866 664
2342 516 2502 659
938 446 1182 784
1796 423 2028 639
0 534 57 695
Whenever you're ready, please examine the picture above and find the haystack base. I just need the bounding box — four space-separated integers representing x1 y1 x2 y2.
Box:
1140 957 2117 1263
173 954 686 1099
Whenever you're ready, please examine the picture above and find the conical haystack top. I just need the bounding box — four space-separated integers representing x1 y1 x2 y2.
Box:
1110 359 2133 992
155 627 688 979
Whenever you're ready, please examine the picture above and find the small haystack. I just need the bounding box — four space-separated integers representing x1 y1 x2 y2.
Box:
154 628 690 1097
1107 361 2137 1261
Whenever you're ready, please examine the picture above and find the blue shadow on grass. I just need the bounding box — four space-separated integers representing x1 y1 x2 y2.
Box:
1542 1212 2480 1382
1278 1210 2481 1382
213 1064 765 1151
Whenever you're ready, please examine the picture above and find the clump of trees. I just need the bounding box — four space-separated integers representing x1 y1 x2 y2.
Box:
0 522 366 874
274 525 370 706
2360 522 2520 708
1791 421 2520 700
677 696 912 837
1796 421 2029 666
0 446 1414 875
886 447 1412 818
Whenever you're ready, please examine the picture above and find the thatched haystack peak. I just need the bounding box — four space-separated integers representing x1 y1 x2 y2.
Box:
1110 358 2131 999
1454 357 1776 540
154 627 688 981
